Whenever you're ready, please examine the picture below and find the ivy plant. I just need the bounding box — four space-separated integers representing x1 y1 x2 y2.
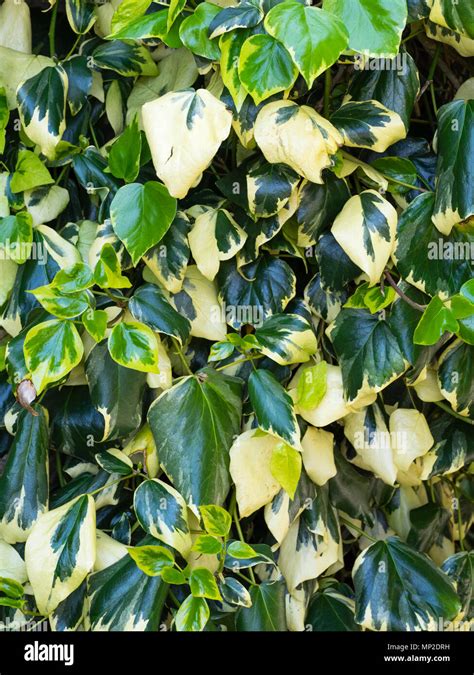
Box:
0 0 472 633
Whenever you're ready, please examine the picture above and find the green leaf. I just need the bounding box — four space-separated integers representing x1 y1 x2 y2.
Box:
414 296 459 345
127 545 175 577
134 478 192 557
110 0 152 33
129 283 191 345
147 369 243 506
24 319 84 394
179 2 222 60
236 580 287 631
25 495 96 615
265 2 348 88
0 211 33 263
270 442 302 499
108 321 159 374
248 368 300 449
296 361 327 409
82 309 108 343
161 567 187 585
307 584 360 631
109 9 181 47
108 115 142 183
353 536 461 630
431 100 474 236
200 505 232 538
0 405 49 544
110 181 177 265
371 157 418 195
0 577 24 600
10 150 54 194
238 34 297 106
189 568 221 601
323 0 407 57
175 595 210 632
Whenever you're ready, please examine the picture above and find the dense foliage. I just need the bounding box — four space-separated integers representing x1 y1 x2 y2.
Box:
0 0 473 633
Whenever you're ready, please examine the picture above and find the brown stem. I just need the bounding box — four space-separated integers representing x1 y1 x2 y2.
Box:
383 270 427 312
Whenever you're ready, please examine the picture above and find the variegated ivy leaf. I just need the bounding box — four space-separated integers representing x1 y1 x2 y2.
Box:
345 50 419 130
86 340 147 442
238 34 297 106
296 174 350 247
437 340 474 418
0 404 48 544
393 192 473 298
24 184 70 227
431 99 474 236
95 448 133 476
143 211 191 294
66 0 96 34
82 309 108 343
323 0 407 57
110 182 177 266
229 429 282 518
425 19 474 57
429 0 474 39
25 495 96 615
352 537 461 631
142 89 232 199
0 540 27 584
92 40 158 76
246 163 299 220
331 100 406 153
188 208 247 281
108 321 160 374
248 368 301 450
264 1 348 89
219 29 253 112
0 47 53 109
171 265 227 341
52 262 94 294
179 2 222 60
129 283 191 345
175 595 210 632
134 478 192 558
302 426 337 487
93 243 131 289
278 483 340 592
209 0 263 40
147 368 243 506
441 551 474 619
87 535 168 631
17 65 68 160
29 285 91 320
217 255 296 329
328 308 409 405
24 319 84 394
254 313 317 366
254 100 343 183
0 211 32 264
220 577 252 608
127 545 175 577
331 190 397 286
305 274 347 323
